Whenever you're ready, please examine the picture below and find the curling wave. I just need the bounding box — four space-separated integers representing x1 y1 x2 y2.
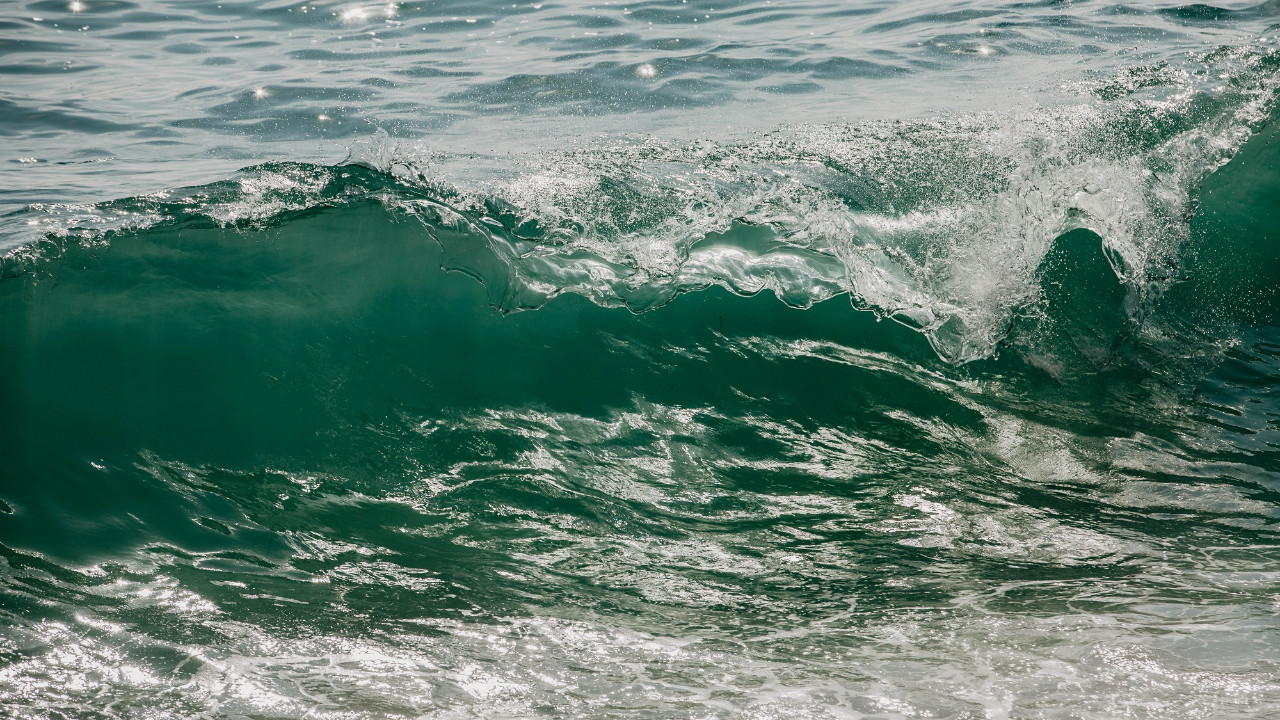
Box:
4 35 1280 368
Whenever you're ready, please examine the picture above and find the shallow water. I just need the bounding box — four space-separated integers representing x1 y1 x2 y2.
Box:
3 1 1280 718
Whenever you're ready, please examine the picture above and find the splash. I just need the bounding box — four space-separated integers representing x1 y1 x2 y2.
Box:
4 38 1278 363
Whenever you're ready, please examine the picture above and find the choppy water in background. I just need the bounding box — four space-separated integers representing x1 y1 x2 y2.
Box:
4 1 1280 718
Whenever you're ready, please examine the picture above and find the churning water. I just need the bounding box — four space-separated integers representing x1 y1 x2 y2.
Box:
3 1 1280 718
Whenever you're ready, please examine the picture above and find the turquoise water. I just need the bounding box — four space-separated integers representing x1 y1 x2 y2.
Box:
3 1 1280 718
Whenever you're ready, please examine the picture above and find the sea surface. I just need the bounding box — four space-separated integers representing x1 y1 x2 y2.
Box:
3 1 1280 718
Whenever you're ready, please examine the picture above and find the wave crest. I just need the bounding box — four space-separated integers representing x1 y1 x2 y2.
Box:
4 38 1278 363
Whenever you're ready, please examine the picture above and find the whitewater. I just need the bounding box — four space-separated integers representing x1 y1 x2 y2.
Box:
2 1 1280 718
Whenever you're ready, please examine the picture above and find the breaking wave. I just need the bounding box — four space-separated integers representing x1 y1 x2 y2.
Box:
5 36 1279 364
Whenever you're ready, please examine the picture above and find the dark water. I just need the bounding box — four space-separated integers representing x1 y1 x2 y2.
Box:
3 1 1280 718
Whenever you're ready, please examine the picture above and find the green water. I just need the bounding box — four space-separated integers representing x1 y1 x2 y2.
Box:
2 148 1279 715
4 0 1280 717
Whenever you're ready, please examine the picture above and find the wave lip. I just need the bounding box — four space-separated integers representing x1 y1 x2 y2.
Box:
5 36 1280 363
392 33 1280 362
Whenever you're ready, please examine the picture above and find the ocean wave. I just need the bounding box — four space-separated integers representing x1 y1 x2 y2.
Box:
4 36 1279 364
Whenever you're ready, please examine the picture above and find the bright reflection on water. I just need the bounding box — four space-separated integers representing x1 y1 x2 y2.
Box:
2 0 1280 718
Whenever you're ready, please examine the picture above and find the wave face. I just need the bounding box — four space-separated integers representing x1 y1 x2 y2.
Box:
4 1 1280 719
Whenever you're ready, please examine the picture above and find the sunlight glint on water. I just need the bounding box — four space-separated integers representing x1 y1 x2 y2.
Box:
2 1 1280 718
